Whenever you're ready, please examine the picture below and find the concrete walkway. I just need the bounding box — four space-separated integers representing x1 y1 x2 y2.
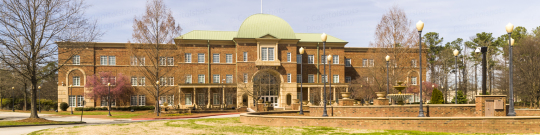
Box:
0 111 239 135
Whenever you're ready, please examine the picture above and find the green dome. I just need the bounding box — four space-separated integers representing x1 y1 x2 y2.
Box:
237 14 296 39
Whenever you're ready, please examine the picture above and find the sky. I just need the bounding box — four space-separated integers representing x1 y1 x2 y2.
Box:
85 0 540 47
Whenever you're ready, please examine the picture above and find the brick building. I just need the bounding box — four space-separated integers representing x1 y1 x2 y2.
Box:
57 14 426 111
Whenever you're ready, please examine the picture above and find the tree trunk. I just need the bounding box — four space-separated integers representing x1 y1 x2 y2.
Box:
23 84 27 111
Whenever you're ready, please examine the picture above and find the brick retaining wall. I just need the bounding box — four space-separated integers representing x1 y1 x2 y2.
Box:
515 109 540 116
310 104 477 117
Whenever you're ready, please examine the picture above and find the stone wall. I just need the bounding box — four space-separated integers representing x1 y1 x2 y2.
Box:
515 109 540 116
310 104 477 117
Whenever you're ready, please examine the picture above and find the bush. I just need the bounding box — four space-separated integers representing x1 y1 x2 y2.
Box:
451 90 468 104
60 102 69 111
75 107 96 111
430 88 444 104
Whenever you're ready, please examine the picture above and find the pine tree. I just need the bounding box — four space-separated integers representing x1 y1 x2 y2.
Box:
451 90 468 104
430 88 444 104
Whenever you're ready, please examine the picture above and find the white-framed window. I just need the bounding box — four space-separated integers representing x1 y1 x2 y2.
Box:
160 96 166 105
131 77 137 86
168 77 174 86
321 55 327 64
185 93 192 105
362 59 367 67
308 74 314 83
77 96 84 107
100 56 107 65
226 75 233 83
139 77 145 86
101 77 107 84
213 74 220 83
185 53 192 63
109 76 116 85
412 77 417 85
108 56 116 65
138 95 145 106
308 55 314 64
159 77 165 86
261 47 274 61
73 55 80 65
130 96 137 106
213 54 220 63
69 95 76 107
73 76 80 86
131 56 138 66
159 57 166 66
186 75 192 84
333 55 339 64
226 95 233 105
226 54 232 63
213 93 220 105
287 53 291 62
198 53 205 63
287 74 291 83
168 96 174 105
411 59 417 67
333 75 339 83
345 76 351 83
243 73 248 83
345 59 351 67
322 75 328 83
369 59 374 67
168 57 174 66
140 57 145 66
197 93 205 105
198 74 205 83
243 52 248 62
101 96 107 106
297 54 302 64
297 74 301 83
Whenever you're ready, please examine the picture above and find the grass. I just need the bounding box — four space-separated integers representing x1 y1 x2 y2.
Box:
0 121 82 127
41 111 151 118
165 113 191 116
31 117 473 135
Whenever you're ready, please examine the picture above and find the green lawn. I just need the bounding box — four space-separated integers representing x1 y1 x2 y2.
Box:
30 117 472 135
0 121 83 127
43 111 149 118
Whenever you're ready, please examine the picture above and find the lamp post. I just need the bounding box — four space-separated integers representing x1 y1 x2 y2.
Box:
416 20 425 117
107 83 112 116
299 47 305 115
221 78 225 111
328 54 335 104
70 85 73 114
385 55 390 95
475 46 488 95
38 86 41 113
321 33 328 117
506 23 516 116
453 49 459 104
11 87 14 112
156 81 160 116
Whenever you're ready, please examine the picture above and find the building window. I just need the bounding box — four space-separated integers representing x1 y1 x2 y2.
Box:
197 93 205 105
308 74 314 83
321 55 327 64
73 76 80 86
159 57 166 66
287 53 291 62
226 54 232 63
131 96 137 106
243 52 248 62
261 47 274 61
243 73 248 83
160 77 166 86
226 95 233 105
308 55 314 64
109 76 116 85
168 57 174 66
213 93 220 105
139 77 145 86
297 74 301 83
185 53 192 63
131 56 137 66
160 96 166 105
412 77 417 85
213 74 220 83
185 93 192 105
198 74 205 83
168 96 174 105
411 59 417 67
369 59 374 67
345 76 351 83
186 75 192 84
322 75 328 83
69 95 76 107
345 59 351 67
168 77 174 86
101 96 108 106
77 96 84 107
333 55 338 64
213 54 220 63
73 55 80 65
198 53 205 63
131 77 137 86
226 75 232 83
287 74 291 83
362 59 367 67
297 54 302 64
333 75 339 83
100 56 107 65
138 95 145 106
108 56 116 65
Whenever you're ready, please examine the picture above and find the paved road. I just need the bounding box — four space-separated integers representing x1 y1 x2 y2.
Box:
0 111 240 135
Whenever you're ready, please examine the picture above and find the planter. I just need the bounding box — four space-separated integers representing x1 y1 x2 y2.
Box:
257 99 263 104
302 101 309 105
341 92 351 99
375 92 387 99
292 99 299 104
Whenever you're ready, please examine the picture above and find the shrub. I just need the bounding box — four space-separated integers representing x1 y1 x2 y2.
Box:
430 88 444 104
451 90 468 104
60 102 69 111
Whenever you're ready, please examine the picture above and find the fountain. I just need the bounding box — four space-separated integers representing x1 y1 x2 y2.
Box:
387 82 413 105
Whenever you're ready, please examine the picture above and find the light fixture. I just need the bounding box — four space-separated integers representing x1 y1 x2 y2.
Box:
107 83 110 86
385 55 390 62
327 55 333 62
299 47 305 54
506 23 514 33
475 47 481 54
321 33 327 42
416 20 424 31
510 38 515 46
69 85 72 87
156 81 160 85
38 86 41 89
12 87 14 89
453 49 459 56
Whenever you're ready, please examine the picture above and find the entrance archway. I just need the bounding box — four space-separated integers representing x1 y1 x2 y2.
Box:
253 70 281 107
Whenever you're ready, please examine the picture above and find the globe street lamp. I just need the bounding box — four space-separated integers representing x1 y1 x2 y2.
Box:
385 55 390 95
299 47 305 115
321 33 328 117
107 83 112 116
453 49 459 104
156 81 160 116
327 54 335 104
506 23 516 116
11 86 14 112
38 86 41 113
416 20 425 117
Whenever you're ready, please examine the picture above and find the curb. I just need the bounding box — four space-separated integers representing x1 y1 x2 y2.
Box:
0 122 86 128
131 113 241 121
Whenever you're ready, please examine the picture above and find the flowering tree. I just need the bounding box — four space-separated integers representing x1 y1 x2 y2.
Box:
85 72 133 105
406 81 438 102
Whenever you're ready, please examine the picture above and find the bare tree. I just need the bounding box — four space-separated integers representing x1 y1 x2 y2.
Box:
0 0 99 118
128 0 182 114
514 33 540 108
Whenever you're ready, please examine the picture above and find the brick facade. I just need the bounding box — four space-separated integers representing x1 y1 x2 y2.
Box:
310 104 477 117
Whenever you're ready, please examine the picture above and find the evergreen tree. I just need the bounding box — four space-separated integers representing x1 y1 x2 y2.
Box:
451 90 468 104
430 88 444 104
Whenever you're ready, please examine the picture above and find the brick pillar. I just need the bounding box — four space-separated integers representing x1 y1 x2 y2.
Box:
475 95 507 117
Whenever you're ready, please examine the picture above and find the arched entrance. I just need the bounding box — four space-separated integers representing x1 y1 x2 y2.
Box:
253 70 281 107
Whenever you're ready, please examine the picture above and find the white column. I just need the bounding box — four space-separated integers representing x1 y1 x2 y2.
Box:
207 87 211 108
346 87 349 92
222 87 225 106
333 87 336 101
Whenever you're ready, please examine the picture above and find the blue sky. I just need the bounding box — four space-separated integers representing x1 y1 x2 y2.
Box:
85 0 540 47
